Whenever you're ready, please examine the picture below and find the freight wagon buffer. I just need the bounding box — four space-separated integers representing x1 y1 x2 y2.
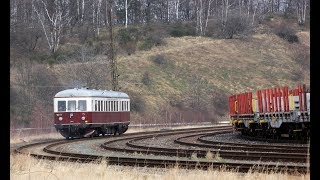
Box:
228 84 310 140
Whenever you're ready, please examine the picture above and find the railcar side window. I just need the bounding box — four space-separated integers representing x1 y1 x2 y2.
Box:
68 101 76 111
111 101 114 111
121 101 124 111
78 100 87 111
58 101 66 112
98 101 101 111
94 100 98 111
127 101 130 111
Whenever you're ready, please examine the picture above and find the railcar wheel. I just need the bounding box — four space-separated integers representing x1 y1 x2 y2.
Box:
66 135 74 140
113 127 119 136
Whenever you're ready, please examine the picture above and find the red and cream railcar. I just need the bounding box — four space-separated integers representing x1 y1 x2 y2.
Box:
54 88 130 139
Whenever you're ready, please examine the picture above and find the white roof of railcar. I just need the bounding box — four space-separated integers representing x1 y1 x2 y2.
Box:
54 88 129 98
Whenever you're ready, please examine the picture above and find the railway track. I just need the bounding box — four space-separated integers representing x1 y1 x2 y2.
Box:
14 125 309 174
103 127 308 163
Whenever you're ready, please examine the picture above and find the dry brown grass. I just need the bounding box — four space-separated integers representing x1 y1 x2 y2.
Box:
116 33 310 111
10 153 310 180
10 132 62 145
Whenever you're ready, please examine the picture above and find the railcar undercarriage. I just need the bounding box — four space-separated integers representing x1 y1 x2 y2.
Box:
55 123 129 139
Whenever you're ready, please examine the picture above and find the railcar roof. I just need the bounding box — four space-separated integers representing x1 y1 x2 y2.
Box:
54 88 129 98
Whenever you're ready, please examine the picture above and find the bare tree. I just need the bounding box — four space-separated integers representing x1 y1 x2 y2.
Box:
221 0 232 27
174 0 180 20
195 0 203 35
59 43 112 89
295 0 308 25
125 0 134 28
93 0 103 36
32 0 72 54
204 0 213 34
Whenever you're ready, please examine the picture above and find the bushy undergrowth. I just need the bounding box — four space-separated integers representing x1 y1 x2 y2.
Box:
152 54 168 66
169 23 196 37
274 24 299 43
117 26 166 53
128 92 146 113
138 35 164 50
142 71 153 86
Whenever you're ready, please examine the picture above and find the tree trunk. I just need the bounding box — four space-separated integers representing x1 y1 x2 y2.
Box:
204 0 213 35
125 0 128 28
175 0 179 20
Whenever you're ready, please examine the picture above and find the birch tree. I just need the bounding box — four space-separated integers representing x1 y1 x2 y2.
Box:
174 0 180 20
125 0 134 28
221 0 231 27
195 0 214 36
32 0 71 54
204 0 213 35
195 0 203 35
295 0 308 25
92 0 102 36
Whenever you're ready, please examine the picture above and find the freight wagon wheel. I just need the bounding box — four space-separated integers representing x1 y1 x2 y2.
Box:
272 129 280 140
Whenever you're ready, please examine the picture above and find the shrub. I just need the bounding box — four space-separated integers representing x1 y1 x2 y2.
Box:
142 71 152 86
169 23 196 37
117 27 141 55
292 45 310 70
117 27 141 45
218 16 251 39
264 14 274 22
139 34 165 50
291 68 304 81
274 24 299 43
152 54 168 66
139 38 154 50
170 29 185 37
129 93 146 113
169 97 184 109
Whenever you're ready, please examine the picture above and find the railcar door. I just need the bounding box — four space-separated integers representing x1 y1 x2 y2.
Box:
67 100 77 123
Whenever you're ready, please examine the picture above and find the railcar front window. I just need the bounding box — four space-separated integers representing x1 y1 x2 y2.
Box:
78 100 87 111
58 101 66 112
68 101 76 111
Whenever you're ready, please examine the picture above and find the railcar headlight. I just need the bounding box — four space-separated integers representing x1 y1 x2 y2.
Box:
58 117 63 121
81 116 86 120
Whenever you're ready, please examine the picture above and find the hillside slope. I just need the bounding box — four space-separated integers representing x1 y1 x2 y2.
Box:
10 30 310 127
50 31 309 124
